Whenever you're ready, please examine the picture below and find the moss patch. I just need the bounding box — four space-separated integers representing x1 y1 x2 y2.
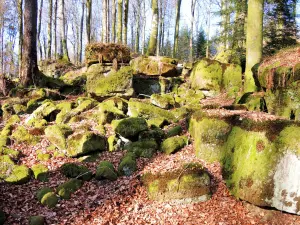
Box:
57 178 83 199
113 117 148 139
4 165 31 184
32 164 49 182
29 216 45 225
118 154 137 176
45 125 72 151
60 163 92 181
95 161 118 181
125 140 158 158
161 136 188 155
11 126 40 145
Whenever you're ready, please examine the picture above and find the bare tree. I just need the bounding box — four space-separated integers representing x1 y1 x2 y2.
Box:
112 0 116 43
79 0 84 63
123 0 129 44
147 0 158 56
189 0 196 61
86 0 92 43
173 0 182 58
17 0 23 74
47 0 53 59
37 0 44 60
117 0 123 43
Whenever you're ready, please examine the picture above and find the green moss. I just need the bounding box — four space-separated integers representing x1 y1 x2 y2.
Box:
190 58 223 93
32 164 49 182
150 93 175 109
29 216 45 225
6 115 20 125
78 154 99 162
11 126 40 145
60 163 92 181
113 117 148 139
41 192 58 208
47 145 56 151
27 118 48 128
275 126 300 155
95 161 118 181
108 135 118 152
28 101 57 122
128 99 176 123
37 153 51 161
37 187 53 202
189 117 232 163
1 124 13 136
223 64 242 95
215 49 241 65
57 178 83 199
45 125 72 150
138 127 165 142
0 155 15 179
146 117 166 128
4 165 31 184
87 66 134 98
132 77 161 96
161 136 188 155
118 155 137 176
55 102 73 124
60 70 87 86
0 147 19 159
166 125 182 138
125 140 158 158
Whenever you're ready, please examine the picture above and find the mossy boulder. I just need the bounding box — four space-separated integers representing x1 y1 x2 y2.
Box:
26 101 57 125
190 58 223 94
6 115 20 125
13 104 27 115
125 140 158 158
29 216 45 225
55 102 74 124
142 163 211 202
4 165 31 184
175 84 205 106
138 127 165 142
32 164 49 182
1 124 13 136
66 132 106 157
237 92 267 112
37 187 53 202
0 155 15 179
108 135 118 152
131 56 178 77
95 161 118 181
87 66 134 98
214 49 241 65
40 192 58 208
223 64 242 95
45 125 72 151
0 147 19 159
132 76 161 96
60 67 87 86
118 154 137 176
60 163 92 181
57 178 83 199
161 136 188 155
0 136 10 150
189 114 232 163
166 125 183 138
113 117 148 140
128 99 176 124
150 93 176 109
11 126 40 145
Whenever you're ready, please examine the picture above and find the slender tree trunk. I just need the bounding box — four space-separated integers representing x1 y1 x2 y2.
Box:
134 0 140 53
86 0 92 43
141 0 146 55
59 0 69 60
206 0 211 58
147 0 158 56
117 0 123 43
18 0 23 75
221 0 230 50
102 0 107 42
245 0 264 92
21 0 38 87
112 0 116 43
189 0 196 61
54 0 57 59
173 0 182 58
47 0 52 59
38 0 43 60
79 1 84 63
123 0 129 44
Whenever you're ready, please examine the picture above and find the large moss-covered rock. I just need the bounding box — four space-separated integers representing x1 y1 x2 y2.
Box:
138 127 165 142
142 163 211 202
57 178 83 199
0 155 15 179
26 101 57 125
32 164 49 182
128 99 176 124
29 216 45 225
66 132 106 157
190 58 223 94
223 64 242 95
131 56 178 77
95 161 118 181
4 165 31 184
55 101 74 124
118 154 137 176
150 93 176 109
45 125 72 150
60 163 92 181
0 147 19 159
113 117 148 139
60 67 87 86
132 76 161 96
40 192 58 208
189 113 232 163
161 136 188 155
85 43 131 66
87 66 134 98
214 49 241 65
11 126 40 145
125 140 158 158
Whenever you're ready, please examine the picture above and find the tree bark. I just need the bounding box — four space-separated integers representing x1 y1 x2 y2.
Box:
117 0 123 43
21 0 39 87
47 0 52 59
173 0 182 58
79 1 84 63
54 0 57 59
123 0 129 44
112 0 116 43
60 0 69 61
37 0 43 60
18 0 23 75
147 0 158 56
86 0 92 43
102 0 108 43
245 0 264 92
189 0 196 61
134 0 140 53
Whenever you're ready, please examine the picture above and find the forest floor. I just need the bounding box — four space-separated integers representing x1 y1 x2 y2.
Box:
1 95 300 225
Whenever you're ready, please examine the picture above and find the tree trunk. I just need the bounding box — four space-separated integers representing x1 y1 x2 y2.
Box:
141 0 146 55
54 0 57 59
102 0 108 43
60 0 69 61
38 0 43 60
18 0 23 75
173 0 182 58
117 0 123 43
189 0 196 61
206 0 212 58
86 0 92 44
21 0 39 87
47 0 52 59
123 0 129 44
79 1 84 63
221 0 230 50
147 0 158 56
134 0 140 53
245 0 264 92
112 0 116 43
